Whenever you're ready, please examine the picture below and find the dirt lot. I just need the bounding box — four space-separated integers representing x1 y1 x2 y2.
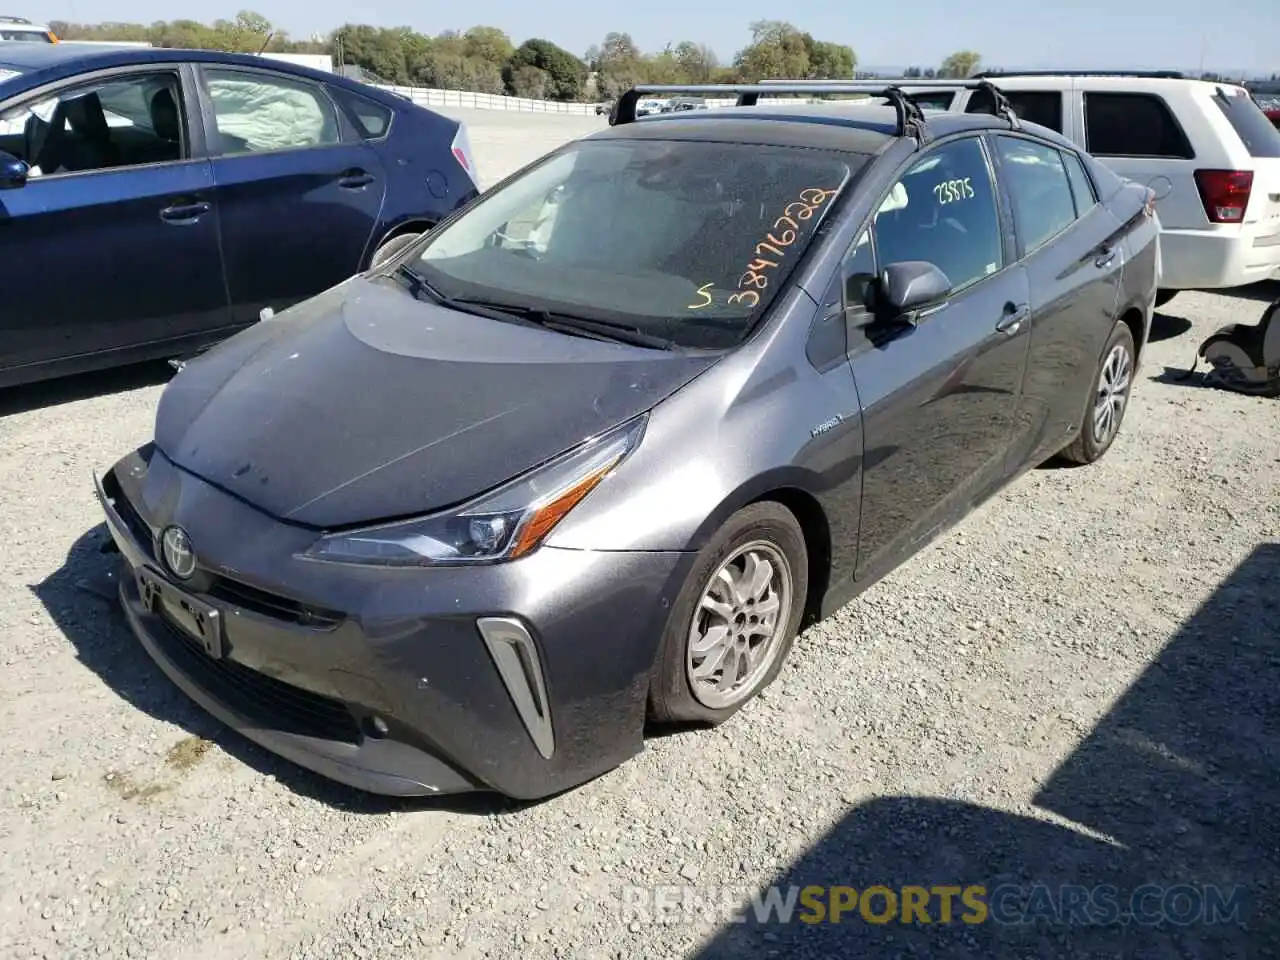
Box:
0 107 1277 959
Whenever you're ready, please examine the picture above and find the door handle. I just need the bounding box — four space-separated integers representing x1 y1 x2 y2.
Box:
338 169 375 189
995 304 1029 335
160 201 210 223
1094 246 1116 269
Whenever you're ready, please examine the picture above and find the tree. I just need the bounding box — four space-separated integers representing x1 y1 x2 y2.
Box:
939 50 981 79
507 38 587 100
805 38 855 79
673 41 717 81
735 20 810 81
507 64 550 99
463 26 513 64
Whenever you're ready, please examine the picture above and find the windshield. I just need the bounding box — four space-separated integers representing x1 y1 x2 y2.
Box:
1215 87 1280 158
410 138 857 349
0 29 49 42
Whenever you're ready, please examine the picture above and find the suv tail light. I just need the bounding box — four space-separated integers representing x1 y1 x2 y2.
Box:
1194 169 1253 223
450 124 478 187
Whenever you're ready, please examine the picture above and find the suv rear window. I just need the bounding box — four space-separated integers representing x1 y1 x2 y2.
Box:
413 139 858 349
1083 92 1195 159
968 89 1064 133
1212 87 1280 158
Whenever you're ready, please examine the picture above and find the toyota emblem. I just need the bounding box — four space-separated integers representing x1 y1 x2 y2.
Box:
161 525 197 580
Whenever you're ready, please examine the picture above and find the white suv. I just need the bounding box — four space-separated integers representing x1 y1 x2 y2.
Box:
901 72 1280 304
0 15 56 42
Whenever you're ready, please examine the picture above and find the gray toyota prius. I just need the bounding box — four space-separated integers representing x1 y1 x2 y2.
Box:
94 81 1160 799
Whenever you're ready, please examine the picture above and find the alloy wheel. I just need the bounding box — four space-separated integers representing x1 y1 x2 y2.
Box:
686 540 794 710
1093 343 1132 447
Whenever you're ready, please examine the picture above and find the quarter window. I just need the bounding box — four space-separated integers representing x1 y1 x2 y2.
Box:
995 136 1078 252
872 137 1004 292
328 84 393 140
1061 150 1097 214
1083 92 1194 159
204 68 340 155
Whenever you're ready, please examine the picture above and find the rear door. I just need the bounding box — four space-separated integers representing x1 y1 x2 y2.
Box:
0 64 229 377
194 63 388 325
844 135 1031 578
988 133 1125 470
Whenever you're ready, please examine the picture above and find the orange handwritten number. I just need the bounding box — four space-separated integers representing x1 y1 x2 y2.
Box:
756 242 785 258
728 290 760 308
739 271 769 290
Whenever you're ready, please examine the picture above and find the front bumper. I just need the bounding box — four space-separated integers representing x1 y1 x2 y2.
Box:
95 445 691 799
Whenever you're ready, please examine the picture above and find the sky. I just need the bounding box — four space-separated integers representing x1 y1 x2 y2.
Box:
33 0 1280 75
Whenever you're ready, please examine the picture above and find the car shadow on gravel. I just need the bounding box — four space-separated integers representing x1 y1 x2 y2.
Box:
0 361 174 417
1147 311 1194 344
693 542 1279 959
1221 279 1279 304
32 525 524 818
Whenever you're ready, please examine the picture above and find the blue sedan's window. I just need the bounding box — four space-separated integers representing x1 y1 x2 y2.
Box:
413 139 861 349
204 68 340 155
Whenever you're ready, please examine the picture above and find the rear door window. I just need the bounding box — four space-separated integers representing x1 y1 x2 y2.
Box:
994 136 1078 252
1212 87 1280 158
203 68 341 155
1060 150 1098 214
967 89 1064 133
1083 92 1194 158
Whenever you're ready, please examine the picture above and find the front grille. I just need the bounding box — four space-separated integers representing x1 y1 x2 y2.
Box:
151 617 362 744
207 577 344 628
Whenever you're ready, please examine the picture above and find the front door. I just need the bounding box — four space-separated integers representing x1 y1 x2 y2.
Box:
196 64 387 325
843 135 1031 580
0 67 229 377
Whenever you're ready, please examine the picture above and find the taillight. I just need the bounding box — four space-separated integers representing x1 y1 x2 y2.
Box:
449 124 478 186
1194 169 1253 224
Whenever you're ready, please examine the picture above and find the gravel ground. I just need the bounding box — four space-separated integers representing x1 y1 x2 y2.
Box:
1 108 1277 960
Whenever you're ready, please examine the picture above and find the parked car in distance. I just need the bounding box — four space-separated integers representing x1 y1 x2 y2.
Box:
595 99 614 116
95 80 1159 800
0 14 56 43
0 43 479 388
1266 106 1280 130
826 71 1280 305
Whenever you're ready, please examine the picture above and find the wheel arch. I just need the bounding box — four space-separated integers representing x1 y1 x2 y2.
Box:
363 218 436 269
686 468 835 631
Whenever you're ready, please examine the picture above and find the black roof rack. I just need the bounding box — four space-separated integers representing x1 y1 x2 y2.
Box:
610 79 1018 142
973 69 1185 79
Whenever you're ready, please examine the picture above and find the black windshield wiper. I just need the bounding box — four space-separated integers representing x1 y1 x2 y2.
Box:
449 297 673 350
395 265 548 328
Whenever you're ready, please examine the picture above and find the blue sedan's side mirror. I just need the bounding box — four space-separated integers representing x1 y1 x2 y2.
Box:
0 150 30 190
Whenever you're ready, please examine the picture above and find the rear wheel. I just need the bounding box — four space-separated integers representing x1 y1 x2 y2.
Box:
648 502 808 725
1154 289 1178 308
1059 321 1136 465
370 232 424 269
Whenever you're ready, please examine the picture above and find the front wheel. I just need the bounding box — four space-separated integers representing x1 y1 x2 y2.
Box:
648 501 808 725
1059 321 1136 465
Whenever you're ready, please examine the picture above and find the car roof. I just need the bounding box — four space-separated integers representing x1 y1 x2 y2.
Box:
593 101 1032 152
0 43 342 86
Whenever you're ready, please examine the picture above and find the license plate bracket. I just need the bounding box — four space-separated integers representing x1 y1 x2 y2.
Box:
138 569 225 659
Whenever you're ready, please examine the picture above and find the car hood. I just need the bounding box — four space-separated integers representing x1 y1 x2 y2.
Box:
154 275 717 528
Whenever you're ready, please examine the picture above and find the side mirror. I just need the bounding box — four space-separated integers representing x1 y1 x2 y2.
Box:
0 150 29 190
879 260 952 316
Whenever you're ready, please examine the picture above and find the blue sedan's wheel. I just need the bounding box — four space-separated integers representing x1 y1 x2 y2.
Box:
648 501 808 724
370 232 423 268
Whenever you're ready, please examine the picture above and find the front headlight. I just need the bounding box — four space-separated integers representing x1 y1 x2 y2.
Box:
300 415 647 566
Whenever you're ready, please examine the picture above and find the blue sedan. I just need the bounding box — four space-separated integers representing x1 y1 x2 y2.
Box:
0 44 480 388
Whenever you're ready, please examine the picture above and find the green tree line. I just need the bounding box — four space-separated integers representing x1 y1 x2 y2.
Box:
48 12 985 100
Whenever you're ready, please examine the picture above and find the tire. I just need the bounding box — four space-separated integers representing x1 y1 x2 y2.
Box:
648 501 808 725
370 232 423 268
1059 320 1136 465
1153 289 1178 309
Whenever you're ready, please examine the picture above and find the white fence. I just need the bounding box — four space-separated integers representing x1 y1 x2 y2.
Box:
371 86 818 115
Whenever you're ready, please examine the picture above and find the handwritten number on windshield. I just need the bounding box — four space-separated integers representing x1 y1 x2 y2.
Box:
686 186 839 313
